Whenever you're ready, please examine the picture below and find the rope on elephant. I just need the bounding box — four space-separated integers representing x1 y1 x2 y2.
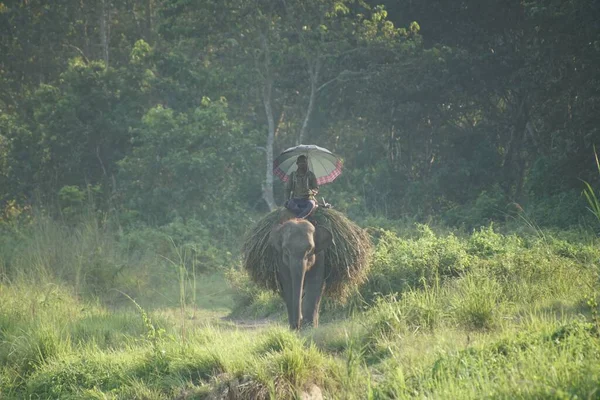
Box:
241 207 373 302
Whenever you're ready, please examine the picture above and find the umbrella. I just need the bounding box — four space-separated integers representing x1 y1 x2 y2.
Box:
273 144 343 185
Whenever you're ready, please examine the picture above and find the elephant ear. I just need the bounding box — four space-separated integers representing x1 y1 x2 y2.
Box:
314 226 332 254
269 224 284 253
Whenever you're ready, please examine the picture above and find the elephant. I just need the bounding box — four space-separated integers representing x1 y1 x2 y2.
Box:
270 218 332 330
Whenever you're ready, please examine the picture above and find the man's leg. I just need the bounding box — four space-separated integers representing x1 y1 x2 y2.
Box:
297 199 317 219
286 198 302 217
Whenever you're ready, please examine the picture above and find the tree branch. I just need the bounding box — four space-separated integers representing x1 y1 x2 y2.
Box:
317 69 365 92
62 44 90 64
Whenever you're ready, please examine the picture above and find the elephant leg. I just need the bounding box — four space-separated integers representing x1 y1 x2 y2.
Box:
301 253 326 328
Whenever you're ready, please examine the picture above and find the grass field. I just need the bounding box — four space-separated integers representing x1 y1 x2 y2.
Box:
1 214 599 399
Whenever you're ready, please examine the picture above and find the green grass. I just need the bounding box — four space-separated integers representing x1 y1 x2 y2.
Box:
1 212 600 399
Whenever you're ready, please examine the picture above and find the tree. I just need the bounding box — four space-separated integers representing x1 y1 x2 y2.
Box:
0 40 157 203
117 98 258 225
157 0 403 210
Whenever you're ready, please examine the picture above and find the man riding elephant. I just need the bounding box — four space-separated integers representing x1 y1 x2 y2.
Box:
285 155 319 219
244 145 372 330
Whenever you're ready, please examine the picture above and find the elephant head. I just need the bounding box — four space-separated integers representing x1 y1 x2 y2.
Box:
270 219 332 330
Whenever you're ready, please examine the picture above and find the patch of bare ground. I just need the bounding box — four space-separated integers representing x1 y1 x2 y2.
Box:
220 315 281 330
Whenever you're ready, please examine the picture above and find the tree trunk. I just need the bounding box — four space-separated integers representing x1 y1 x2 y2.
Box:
258 34 277 211
297 59 321 145
100 0 110 67
502 94 530 201
80 0 90 58
262 82 277 211
144 0 153 42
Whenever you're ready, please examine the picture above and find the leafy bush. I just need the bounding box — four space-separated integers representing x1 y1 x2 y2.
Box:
363 295 407 342
401 282 445 330
362 225 471 299
117 100 262 229
467 224 517 258
226 267 283 318
122 218 235 273
443 185 509 228
26 353 133 398
528 190 588 228
392 319 600 399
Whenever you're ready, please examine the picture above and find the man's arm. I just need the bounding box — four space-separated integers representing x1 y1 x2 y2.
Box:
285 172 294 200
309 171 319 196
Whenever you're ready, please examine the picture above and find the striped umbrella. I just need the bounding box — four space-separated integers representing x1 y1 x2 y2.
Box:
273 144 343 185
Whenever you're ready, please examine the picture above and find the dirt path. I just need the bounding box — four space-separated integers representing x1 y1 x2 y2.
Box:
221 316 281 330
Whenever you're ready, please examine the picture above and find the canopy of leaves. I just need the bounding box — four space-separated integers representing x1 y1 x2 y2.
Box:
1 0 598 234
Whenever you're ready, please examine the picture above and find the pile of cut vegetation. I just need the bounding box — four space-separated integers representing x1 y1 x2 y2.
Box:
242 208 372 301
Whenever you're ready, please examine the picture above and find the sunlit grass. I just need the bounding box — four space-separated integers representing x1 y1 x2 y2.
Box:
1 213 599 398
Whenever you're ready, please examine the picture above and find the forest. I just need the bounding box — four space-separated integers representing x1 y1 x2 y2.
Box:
1 0 600 399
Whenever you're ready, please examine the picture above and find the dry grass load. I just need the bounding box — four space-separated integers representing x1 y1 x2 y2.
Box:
242 208 372 301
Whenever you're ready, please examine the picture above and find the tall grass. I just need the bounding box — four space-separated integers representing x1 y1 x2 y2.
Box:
0 206 237 311
1 207 600 398
582 145 600 225
0 209 137 296
235 221 600 397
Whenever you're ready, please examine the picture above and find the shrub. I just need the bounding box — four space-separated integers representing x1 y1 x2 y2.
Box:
26 353 132 398
122 218 234 274
363 295 407 341
1 327 62 381
443 185 509 228
528 190 587 228
467 224 512 258
362 225 471 299
450 271 503 330
401 282 445 331
255 328 303 354
225 267 283 318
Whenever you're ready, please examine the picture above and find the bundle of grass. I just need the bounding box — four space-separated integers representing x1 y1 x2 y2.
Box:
242 208 372 302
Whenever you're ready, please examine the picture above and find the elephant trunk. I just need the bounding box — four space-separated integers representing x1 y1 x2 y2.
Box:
290 258 306 330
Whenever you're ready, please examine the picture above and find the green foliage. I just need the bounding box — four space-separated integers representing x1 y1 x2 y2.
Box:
2 0 599 233
1 218 600 398
363 224 471 300
581 146 600 228
57 186 85 209
0 206 243 312
442 185 510 228
26 355 130 398
255 328 302 354
1 0 600 395
226 267 283 318
117 100 260 234
0 212 123 293
467 224 514 257
363 295 407 341
450 271 503 330
528 190 588 228
123 218 235 273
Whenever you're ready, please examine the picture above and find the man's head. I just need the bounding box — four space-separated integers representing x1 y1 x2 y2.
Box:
296 155 308 172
